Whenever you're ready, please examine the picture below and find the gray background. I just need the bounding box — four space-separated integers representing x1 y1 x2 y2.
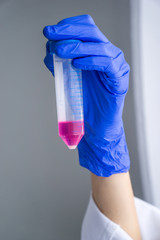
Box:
0 0 143 239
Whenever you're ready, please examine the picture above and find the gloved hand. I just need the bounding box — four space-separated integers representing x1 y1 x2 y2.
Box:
43 14 130 177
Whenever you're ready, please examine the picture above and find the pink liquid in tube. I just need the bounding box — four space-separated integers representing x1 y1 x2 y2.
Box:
58 121 84 149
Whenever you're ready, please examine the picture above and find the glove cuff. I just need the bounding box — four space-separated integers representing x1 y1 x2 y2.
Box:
78 126 130 177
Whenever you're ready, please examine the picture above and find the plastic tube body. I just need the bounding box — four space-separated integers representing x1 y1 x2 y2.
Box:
53 54 84 149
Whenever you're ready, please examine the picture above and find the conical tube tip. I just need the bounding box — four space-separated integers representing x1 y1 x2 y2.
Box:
68 145 77 150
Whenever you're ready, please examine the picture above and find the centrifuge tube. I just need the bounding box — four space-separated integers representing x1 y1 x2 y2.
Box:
53 50 84 149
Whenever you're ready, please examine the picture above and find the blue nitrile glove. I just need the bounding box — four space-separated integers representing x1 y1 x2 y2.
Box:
43 14 130 177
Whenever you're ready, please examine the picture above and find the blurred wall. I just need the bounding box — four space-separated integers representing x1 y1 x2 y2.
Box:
0 0 143 239
130 0 160 207
140 0 160 207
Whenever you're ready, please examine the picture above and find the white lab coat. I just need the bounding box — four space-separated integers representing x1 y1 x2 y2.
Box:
81 194 160 240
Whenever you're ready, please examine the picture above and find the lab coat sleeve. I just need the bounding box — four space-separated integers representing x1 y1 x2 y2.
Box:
81 193 160 240
135 197 160 239
81 193 132 240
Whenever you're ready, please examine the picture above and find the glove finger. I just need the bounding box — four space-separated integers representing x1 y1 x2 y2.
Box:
72 54 129 78
73 56 112 72
57 14 95 25
43 23 107 43
44 42 54 75
54 41 120 59
44 54 54 76
73 57 129 94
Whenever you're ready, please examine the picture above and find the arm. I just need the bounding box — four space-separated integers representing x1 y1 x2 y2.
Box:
43 14 142 239
91 172 141 239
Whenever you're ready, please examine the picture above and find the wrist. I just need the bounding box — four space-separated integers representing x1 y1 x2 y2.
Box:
78 127 130 177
